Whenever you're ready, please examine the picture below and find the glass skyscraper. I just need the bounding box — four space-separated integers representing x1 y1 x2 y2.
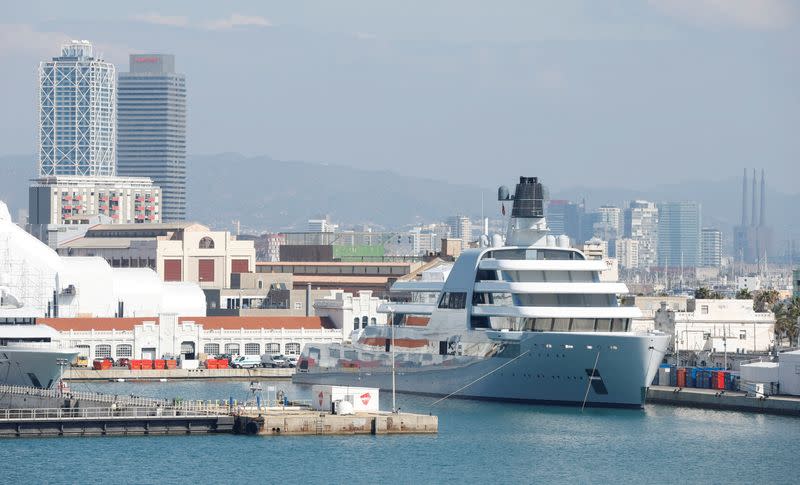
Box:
38 40 116 177
657 201 701 268
118 54 186 221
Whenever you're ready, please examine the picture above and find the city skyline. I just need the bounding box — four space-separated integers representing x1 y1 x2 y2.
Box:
1 1 798 194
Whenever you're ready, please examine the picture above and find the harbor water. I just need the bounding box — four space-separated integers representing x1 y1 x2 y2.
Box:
2 379 798 484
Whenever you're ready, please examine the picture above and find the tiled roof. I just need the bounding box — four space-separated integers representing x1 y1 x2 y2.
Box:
39 316 335 331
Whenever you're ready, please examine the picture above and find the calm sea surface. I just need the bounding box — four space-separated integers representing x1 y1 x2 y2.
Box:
2 379 797 484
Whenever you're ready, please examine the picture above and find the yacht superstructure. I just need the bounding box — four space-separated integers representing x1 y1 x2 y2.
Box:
294 177 669 408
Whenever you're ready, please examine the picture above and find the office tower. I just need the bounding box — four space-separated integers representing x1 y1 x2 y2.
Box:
657 201 701 268
118 54 186 221
615 238 639 269
447 215 472 248
701 228 722 268
547 200 585 244
595 206 621 238
38 40 116 177
623 200 658 268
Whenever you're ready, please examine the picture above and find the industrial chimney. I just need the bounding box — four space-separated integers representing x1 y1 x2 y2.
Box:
759 169 766 227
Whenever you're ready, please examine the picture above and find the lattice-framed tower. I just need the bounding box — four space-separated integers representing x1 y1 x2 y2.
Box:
38 40 116 177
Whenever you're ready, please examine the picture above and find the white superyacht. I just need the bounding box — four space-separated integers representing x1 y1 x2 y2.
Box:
294 177 669 408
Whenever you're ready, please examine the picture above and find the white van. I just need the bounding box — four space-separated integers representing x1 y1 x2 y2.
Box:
230 355 261 369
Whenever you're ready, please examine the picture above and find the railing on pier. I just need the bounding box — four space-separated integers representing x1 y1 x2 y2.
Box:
0 385 312 416
0 406 220 421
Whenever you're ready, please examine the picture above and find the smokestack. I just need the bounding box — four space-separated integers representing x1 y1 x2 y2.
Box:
751 168 757 227
741 168 748 226
759 169 766 227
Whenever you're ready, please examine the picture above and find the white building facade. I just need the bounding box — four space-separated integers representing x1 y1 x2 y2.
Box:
654 299 775 356
46 315 342 361
313 290 389 338
29 176 161 226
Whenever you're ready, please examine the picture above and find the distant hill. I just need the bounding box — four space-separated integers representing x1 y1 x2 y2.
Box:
1 153 797 244
187 153 486 231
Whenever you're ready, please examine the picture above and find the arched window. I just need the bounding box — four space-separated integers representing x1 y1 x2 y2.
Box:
115 344 132 358
244 343 260 355
95 344 111 359
224 343 240 355
258 280 263 289
354 317 360 328
370 317 377 326
285 343 301 355
204 343 220 355
362 316 369 328
265 343 281 355
199 236 215 249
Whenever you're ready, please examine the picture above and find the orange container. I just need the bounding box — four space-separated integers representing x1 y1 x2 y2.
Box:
140 359 153 370
206 360 217 369
166 360 177 369
216 359 229 369
713 371 726 390
154 359 166 370
677 368 687 387
128 360 138 370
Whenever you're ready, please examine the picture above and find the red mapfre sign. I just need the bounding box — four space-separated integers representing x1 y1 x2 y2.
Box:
134 57 159 63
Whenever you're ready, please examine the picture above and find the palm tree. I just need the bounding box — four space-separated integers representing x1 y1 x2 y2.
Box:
754 289 781 313
735 288 752 300
773 297 800 348
694 287 713 299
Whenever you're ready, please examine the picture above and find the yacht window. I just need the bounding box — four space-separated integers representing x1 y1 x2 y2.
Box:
532 318 553 331
563 344 574 349
596 319 612 332
611 319 626 332
572 318 595 331
553 319 570 331
438 292 467 309
344 350 358 360
329 348 341 358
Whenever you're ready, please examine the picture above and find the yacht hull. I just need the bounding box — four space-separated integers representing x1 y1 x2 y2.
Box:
0 348 78 388
293 332 669 408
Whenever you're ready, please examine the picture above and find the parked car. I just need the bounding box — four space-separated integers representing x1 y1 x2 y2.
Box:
286 356 298 368
261 354 288 368
230 355 261 369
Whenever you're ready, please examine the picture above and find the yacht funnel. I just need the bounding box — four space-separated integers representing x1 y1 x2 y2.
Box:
510 177 544 218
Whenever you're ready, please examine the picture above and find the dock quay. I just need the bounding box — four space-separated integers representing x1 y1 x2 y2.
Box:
0 385 438 438
235 410 438 436
63 367 294 381
647 385 800 417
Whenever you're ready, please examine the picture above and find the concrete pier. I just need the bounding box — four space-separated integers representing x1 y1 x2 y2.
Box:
234 410 438 436
0 407 234 437
647 385 800 417
64 367 293 381
0 385 438 438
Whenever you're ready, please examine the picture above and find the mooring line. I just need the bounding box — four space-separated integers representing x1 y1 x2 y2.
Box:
430 351 530 406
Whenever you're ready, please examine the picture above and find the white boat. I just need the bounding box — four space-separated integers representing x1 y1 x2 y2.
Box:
294 176 670 408
0 321 78 388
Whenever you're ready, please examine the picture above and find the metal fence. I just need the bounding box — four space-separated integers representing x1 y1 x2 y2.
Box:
0 406 220 421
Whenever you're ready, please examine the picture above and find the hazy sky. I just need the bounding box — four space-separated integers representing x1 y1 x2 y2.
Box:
2 1 798 192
